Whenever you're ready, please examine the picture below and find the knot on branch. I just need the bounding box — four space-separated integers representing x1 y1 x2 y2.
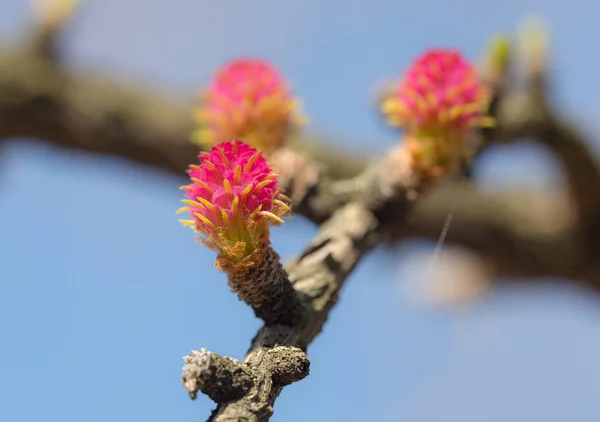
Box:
182 349 253 403
268 346 310 386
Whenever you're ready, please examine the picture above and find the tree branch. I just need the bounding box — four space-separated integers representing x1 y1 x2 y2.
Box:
479 25 600 226
185 148 421 421
489 84 600 226
0 43 368 180
5 9 600 420
402 182 580 278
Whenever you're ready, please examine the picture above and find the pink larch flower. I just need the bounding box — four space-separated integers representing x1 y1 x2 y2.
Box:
381 49 491 139
177 139 291 263
380 49 493 180
192 59 305 154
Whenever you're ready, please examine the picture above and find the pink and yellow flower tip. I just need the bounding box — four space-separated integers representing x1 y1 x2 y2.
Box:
177 139 291 263
192 59 306 154
380 49 493 139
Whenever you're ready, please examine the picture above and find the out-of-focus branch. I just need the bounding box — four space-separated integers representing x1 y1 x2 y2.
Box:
396 178 600 295
0 24 368 183
0 47 202 174
402 182 582 279
485 81 600 227
481 20 600 225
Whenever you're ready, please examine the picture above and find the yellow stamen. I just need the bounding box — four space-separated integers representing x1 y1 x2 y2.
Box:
448 105 466 120
176 206 191 214
216 146 230 166
191 177 211 191
178 219 196 226
223 178 233 196
220 209 235 239
381 98 403 114
278 193 292 203
196 197 218 215
273 199 291 210
255 179 273 190
249 205 263 219
193 212 215 228
241 184 254 201
231 196 239 215
259 211 285 224
234 165 242 184
181 199 203 209
244 151 262 172
203 161 219 175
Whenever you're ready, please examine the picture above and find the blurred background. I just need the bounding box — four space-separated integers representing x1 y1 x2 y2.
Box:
2 0 600 421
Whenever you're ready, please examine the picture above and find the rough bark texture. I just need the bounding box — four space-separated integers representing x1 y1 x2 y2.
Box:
219 243 304 326
182 349 254 403
5 9 600 422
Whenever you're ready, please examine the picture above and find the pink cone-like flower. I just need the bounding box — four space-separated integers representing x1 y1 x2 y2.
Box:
178 139 290 263
192 59 305 154
381 50 491 139
380 49 492 179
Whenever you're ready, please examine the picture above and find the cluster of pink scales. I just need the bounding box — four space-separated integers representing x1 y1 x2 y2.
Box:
192 59 303 153
381 49 491 139
177 140 290 260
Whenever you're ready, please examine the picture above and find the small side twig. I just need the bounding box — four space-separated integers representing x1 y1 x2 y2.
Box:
182 349 253 403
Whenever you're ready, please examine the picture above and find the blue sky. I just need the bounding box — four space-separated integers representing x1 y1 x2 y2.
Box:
2 1 600 421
